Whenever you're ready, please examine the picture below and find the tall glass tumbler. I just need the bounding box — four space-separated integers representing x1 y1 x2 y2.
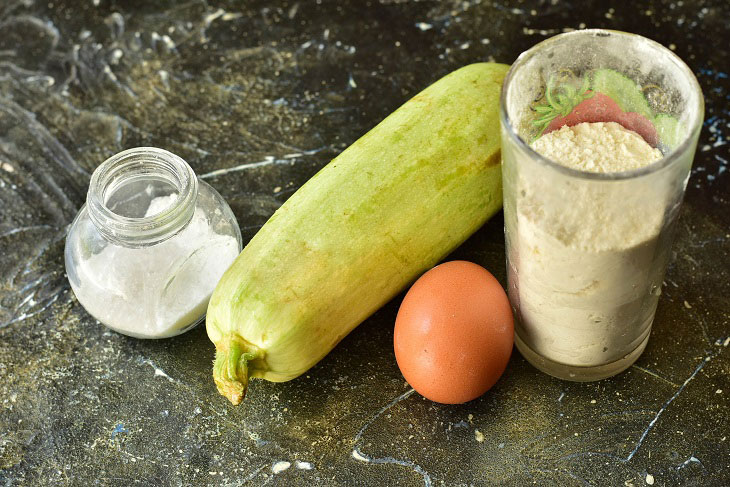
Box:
500 30 704 381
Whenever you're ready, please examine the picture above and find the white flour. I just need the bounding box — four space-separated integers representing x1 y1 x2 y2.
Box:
532 122 662 173
515 122 665 365
73 195 240 338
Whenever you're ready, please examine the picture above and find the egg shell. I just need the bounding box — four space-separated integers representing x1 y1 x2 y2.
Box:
393 260 514 404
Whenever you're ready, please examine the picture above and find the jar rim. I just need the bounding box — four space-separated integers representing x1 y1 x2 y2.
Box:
87 147 199 247
500 29 705 181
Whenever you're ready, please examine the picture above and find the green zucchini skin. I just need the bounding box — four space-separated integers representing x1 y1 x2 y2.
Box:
207 63 509 404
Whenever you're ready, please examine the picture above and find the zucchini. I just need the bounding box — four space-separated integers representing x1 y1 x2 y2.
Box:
654 113 683 150
590 68 653 119
207 63 509 404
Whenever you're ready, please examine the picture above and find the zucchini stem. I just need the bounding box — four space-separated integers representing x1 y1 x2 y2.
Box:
213 338 261 405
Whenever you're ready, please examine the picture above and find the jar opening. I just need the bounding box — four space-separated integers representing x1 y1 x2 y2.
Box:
105 178 179 219
87 147 199 247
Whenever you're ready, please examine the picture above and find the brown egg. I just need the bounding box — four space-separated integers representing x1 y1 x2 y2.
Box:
393 260 514 404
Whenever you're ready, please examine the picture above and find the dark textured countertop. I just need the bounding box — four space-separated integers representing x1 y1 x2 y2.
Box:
1 1 728 485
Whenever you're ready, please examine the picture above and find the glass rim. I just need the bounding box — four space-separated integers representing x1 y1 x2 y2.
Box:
87 147 198 246
500 28 704 181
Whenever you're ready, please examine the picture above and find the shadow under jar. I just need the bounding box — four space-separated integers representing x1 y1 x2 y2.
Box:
500 30 703 381
65 147 242 339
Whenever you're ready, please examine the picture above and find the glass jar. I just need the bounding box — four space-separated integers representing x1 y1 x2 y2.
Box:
65 147 242 338
500 30 703 380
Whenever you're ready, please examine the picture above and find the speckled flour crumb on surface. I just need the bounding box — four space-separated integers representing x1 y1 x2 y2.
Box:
271 461 291 474
531 122 663 173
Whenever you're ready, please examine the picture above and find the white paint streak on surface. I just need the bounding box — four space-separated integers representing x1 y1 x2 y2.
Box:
204 8 225 26
351 450 369 462
139 358 175 383
626 356 712 461
351 388 432 487
199 147 325 179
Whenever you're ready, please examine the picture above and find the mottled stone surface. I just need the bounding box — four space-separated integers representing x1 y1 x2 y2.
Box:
1 0 728 485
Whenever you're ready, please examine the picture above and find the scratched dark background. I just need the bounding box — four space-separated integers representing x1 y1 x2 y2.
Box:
0 0 728 486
